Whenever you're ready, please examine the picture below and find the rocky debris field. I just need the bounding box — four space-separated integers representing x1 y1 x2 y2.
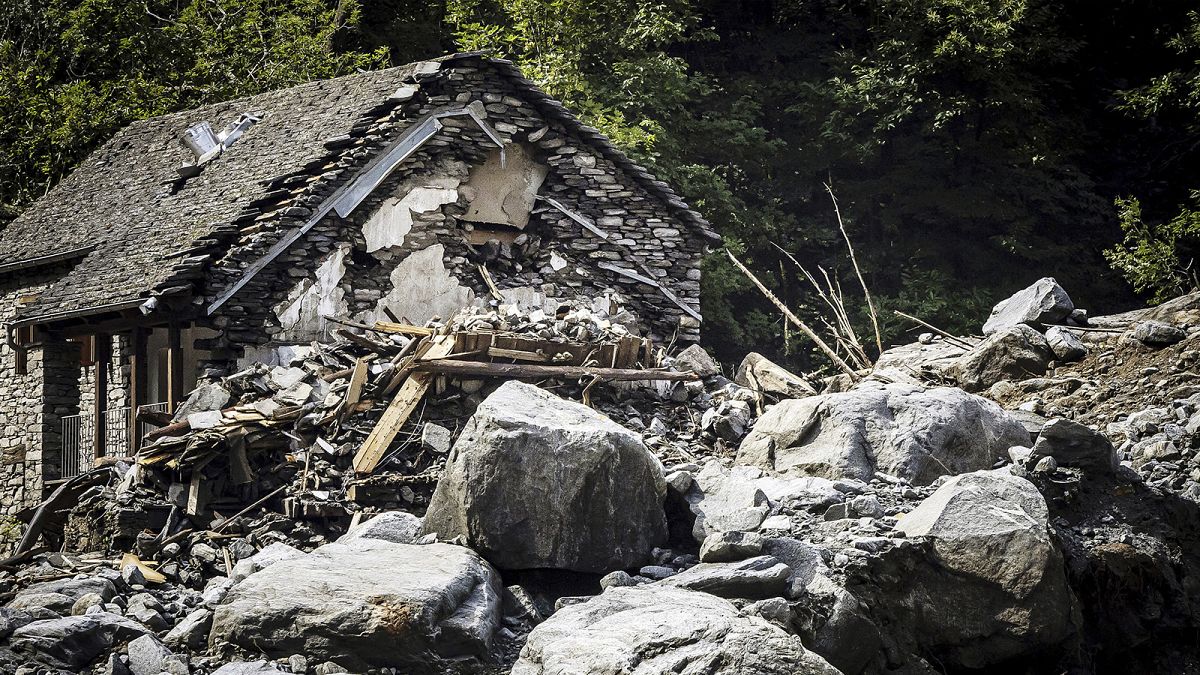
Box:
2 282 1200 674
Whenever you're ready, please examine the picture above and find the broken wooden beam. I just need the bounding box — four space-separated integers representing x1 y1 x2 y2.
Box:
409 359 699 382
352 336 455 474
372 321 435 337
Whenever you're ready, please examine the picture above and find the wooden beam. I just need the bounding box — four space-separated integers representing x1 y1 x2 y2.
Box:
409 359 700 382
167 324 184 412
353 336 454 475
128 327 148 454
92 335 110 461
372 321 434 337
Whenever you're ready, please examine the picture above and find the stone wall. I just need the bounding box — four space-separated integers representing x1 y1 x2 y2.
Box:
201 56 709 369
0 265 83 517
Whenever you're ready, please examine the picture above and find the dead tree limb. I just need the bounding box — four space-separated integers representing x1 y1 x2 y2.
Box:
725 249 859 379
892 311 975 350
826 184 882 355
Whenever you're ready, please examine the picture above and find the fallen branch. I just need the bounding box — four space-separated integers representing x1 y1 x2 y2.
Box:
826 184 882 355
725 249 859 379
211 485 288 534
410 359 700 382
893 311 975 350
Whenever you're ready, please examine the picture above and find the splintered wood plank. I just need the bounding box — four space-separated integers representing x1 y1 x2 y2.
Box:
373 321 435 337
352 336 454 474
345 357 369 407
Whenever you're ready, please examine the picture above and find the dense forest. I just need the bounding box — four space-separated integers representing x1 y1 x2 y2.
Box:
2 0 1198 368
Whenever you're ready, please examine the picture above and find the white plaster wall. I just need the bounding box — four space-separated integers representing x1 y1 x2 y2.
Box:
362 178 460 253
461 144 547 229
356 244 476 326
273 246 349 342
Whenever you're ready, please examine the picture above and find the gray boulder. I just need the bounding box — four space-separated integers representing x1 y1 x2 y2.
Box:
983 277 1074 334
1133 320 1187 346
735 352 816 400
658 555 792 599
164 608 212 650
673 344 721 377
685 464 770 541
954 324 1054 392
6 576 117 616
337 511 422 545
893 469 1075 668
683 463 842 543
9 612 148 670
1031 418 1117 472
210 540 502 672
0 608 33 641
423 381 667 573
128 634 186 675
763 537 827 592
799 574 882 675
511 585 839 675
699 531 765 563
1045 326 1087 361
738 383 1027 485
230 542 304 583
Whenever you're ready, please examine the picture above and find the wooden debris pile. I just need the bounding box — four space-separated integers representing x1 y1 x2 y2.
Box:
103 303 698 546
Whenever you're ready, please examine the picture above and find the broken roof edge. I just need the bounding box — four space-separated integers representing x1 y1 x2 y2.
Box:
204 105 505 316
0 245 96 277
479 57 719 243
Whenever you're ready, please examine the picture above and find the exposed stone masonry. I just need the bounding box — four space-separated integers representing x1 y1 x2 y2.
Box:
199 55 710 369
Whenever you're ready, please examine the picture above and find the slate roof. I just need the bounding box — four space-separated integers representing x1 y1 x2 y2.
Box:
0 53 714 324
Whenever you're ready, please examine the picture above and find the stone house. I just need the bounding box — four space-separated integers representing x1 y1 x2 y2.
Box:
0 52 715 515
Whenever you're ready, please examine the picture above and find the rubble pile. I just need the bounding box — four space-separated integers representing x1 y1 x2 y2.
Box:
2 284 1200 674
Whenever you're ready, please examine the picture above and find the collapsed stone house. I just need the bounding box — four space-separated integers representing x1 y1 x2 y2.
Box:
0 52 716 516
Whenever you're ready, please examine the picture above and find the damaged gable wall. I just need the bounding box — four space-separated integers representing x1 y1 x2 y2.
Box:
201 56 708 371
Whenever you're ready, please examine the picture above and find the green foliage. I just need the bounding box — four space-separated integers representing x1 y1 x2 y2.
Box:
5 0 1200 372
1110 9 1200 305
0 0 386 210
1105 194 1200 303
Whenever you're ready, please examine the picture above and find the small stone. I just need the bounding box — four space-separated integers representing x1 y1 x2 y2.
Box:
420 423 452 454
599 570 636 589
121 564 146 587
1033 455 1058 473
638 565 677 580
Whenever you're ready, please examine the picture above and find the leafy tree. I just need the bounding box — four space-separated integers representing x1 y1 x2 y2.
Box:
1105 194 1200 303
0 0 386 214
1110 9 1200 302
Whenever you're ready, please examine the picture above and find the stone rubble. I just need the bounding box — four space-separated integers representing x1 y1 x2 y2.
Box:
0 288 1198 674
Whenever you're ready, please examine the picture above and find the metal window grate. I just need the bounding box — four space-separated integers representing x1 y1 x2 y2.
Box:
60 403 169 479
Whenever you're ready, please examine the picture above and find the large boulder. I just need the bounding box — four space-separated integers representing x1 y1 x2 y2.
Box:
983 277 1074 334
423 381 667 573
511 585 839 675
1133 320 1187 346
9 612 149 670
209 540 501 672
953 324 1054 392
1030 418 1117 472
1045 326 1087 362
799 574 882 675
6 576 118 616
658 555 792 599
735 352 816 400
737 383 1028 485
891 469 1075 667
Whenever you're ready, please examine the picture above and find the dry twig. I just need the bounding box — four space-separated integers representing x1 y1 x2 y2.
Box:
725 248 859 379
